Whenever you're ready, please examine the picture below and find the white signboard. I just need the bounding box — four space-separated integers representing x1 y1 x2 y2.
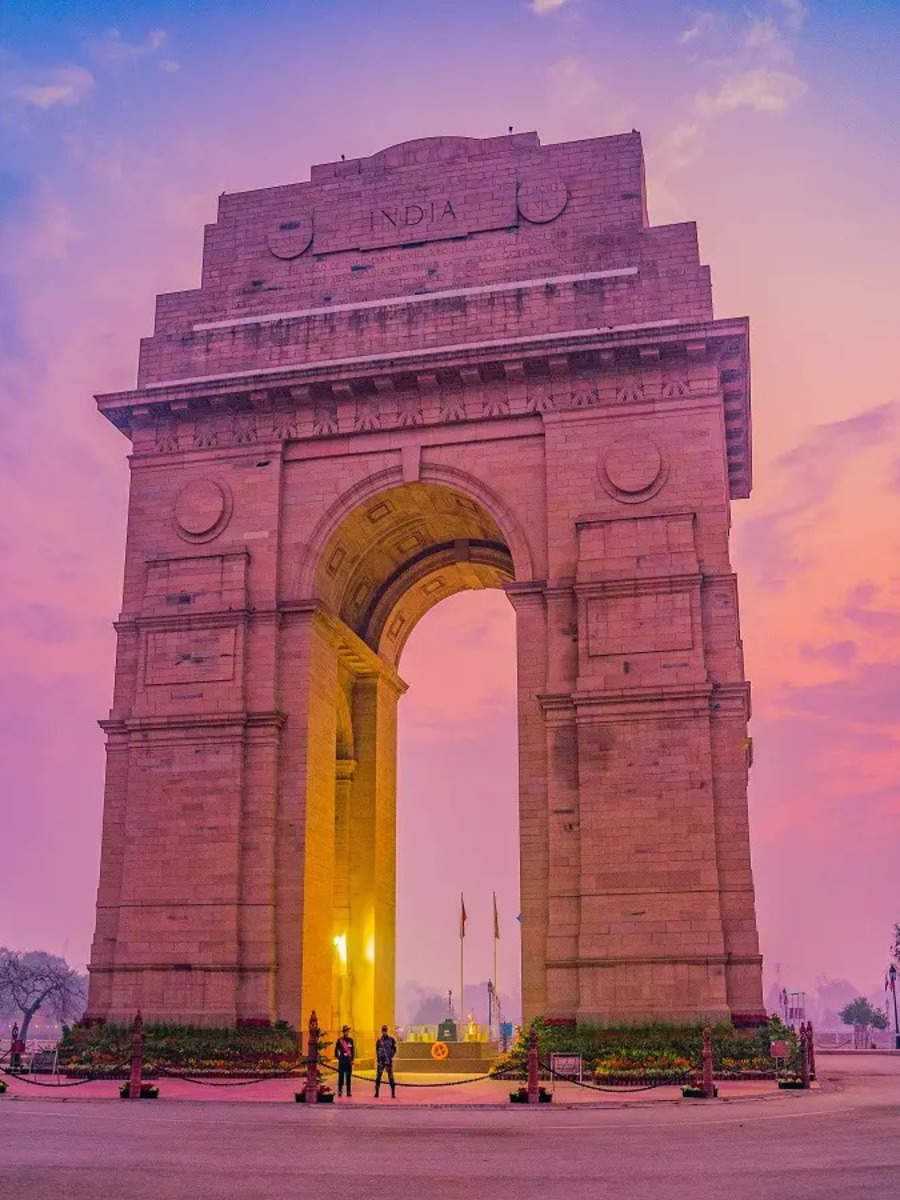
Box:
550 1054 583 1082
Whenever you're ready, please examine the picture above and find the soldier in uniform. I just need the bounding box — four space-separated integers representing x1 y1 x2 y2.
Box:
375 1024 397 1098
335 1025 355 1097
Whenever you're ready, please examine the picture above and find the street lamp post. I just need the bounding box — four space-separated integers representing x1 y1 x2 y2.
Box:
889 964 900 1050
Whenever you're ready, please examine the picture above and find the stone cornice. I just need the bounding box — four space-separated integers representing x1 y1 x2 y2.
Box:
99 710 286 737
572 683 714 723
573 572 702 600
96 316 751 499
547 954 763 968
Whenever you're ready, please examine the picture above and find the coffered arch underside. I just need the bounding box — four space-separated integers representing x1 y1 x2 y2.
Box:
312 479 517 668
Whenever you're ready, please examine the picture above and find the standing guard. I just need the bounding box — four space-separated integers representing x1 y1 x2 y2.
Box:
375 1024 397 1098
335 1025 355 1098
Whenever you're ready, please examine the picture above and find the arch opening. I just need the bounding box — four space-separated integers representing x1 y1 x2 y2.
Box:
307 481 519 1052
395 589 520 1037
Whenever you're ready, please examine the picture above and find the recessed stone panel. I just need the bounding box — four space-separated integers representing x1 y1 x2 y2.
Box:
145 628 236 685
587 592 693 657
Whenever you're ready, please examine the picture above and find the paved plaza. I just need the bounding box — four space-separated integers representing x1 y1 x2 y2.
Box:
2 1054 898 1198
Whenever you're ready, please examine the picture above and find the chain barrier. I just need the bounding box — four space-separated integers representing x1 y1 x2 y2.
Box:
0 1061 132 1088
537 1058 692 1094
149 1063 307 1087
317 1058 495 1088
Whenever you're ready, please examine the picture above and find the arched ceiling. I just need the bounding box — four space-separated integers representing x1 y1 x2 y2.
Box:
315 482 514 667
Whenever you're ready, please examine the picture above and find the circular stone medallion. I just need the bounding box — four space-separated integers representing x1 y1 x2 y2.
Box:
174 478 229 539
517 176 569 224
266 213 314 259
600 436 667 503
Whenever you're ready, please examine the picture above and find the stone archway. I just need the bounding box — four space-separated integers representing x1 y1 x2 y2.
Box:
87 129 765 1036
298 480 518 1050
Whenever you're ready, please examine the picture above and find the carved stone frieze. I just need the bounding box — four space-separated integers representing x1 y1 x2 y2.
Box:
132 363 723 456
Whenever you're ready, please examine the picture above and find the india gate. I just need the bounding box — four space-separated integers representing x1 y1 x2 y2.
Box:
87 131 765 1042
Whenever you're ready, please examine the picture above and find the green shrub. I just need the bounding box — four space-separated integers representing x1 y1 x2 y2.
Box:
491 1015 792 1080
59 1021 313 1075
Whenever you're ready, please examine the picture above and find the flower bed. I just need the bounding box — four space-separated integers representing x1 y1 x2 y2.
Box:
490 1016 792 1085
59 1020 310 1077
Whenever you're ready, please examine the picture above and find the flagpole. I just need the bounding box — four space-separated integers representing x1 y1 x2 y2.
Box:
492 891 499 1043
459 892 465 1030
493 934 498 1043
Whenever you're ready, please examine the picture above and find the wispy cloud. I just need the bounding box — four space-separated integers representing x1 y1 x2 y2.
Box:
798 640 858 669
774 404 898 498
547 57 600 107
87 27 172 69
744 16 794 62
778 0 809 33
3 64 94 110
530 0 568 13
734 405 900 593
659 120 702 170
676 7 718 45
842 583 900 636
657 1 811 186
696 66 807 115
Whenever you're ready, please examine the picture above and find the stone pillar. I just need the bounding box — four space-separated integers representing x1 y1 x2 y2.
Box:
332 757 356 1031
347 668 402 1056
505 583 550 1024
277 604 339 1028
570 510 731 1022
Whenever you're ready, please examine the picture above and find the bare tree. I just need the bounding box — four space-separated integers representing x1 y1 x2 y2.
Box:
0 949 86 1043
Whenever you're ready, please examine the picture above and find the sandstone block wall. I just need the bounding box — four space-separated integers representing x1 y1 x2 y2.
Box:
88 131 763 1033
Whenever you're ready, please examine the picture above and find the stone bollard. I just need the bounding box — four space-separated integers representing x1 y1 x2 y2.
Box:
806 1021 816 1080
526 1025 540 1105
701 1025 715 1099
127 1011 144 1100
304 1011 320 1104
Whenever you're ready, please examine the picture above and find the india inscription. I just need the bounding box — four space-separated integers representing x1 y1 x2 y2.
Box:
88 131 764 1047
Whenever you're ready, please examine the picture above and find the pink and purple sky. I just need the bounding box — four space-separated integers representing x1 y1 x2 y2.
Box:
1 0 898 1017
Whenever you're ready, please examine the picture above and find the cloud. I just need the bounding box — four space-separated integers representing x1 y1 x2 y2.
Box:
734 508 807 591
159 59 181 74
530 0 568 12
4 64 94 110
0 190 84 263
778 0 809 32
676 8 718 45
658 3 810 197
780 661 900 727
798 641 858 669
696 66 807 115
775 404 898 499
87 27 168 67
660 121 703 171
734 405 900 594
547 57 600 107
744 16 794 62
842 583 900 636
